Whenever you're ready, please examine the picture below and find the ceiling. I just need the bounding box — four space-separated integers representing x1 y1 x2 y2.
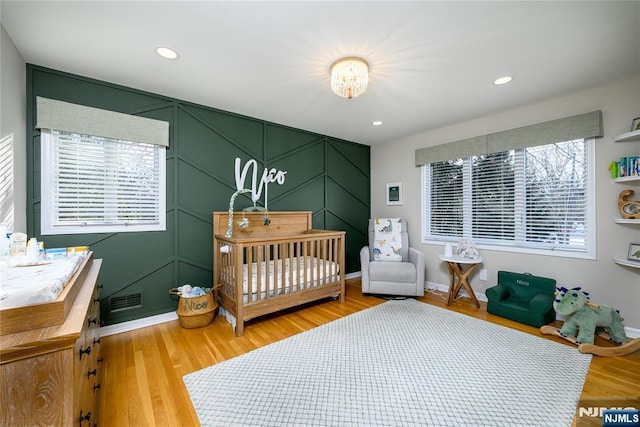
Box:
1 1 639 146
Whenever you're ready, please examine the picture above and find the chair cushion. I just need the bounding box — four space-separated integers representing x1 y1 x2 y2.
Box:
369 218 409 262
372 218 403 262
369 261 416 283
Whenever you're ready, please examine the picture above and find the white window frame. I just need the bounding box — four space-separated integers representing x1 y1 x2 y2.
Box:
422 138 596 259
41 129 166 235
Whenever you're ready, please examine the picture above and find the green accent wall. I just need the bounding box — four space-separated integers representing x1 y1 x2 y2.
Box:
26 65 370 325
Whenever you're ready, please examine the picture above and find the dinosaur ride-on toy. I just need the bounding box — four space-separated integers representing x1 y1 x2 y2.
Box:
539 287 640 357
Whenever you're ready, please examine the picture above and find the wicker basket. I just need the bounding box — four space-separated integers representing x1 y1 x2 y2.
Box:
169 286 218 329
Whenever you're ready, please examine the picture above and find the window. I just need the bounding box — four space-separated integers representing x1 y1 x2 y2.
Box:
0 134 14 229
41 129 166 235
423 138 595 258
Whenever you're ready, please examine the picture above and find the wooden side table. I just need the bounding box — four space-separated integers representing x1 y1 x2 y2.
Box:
438 255 483 307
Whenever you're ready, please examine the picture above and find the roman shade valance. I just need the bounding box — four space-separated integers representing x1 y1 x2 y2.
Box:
414 110 602 166
36 96 169 147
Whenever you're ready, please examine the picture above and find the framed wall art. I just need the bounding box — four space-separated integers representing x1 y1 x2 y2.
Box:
628 243 640 262
386 182 403 206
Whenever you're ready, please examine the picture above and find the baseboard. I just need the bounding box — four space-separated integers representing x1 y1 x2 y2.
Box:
100 311 178 337
424 281 640 339
425 280 488 302
623 326 640 339
345 271 361 280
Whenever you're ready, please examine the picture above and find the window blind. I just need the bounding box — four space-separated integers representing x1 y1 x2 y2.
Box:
471 151 516 241
427 159 464 237
41 130 166 234
424 138 592 255
0 134 13 228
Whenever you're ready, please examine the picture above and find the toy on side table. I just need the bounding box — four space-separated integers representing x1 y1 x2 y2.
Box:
540 287 640 357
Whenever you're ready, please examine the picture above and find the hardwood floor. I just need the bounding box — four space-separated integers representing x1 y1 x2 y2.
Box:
98 278 640 426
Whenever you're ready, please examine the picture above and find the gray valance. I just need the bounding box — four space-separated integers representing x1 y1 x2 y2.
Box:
415 110 602 166
36 97 169 147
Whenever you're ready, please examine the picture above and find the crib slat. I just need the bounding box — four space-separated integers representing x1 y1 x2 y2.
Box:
274 243 279 298
288 242 294 293
265 244 271 300
302 240 308 289
277 242 284 295
246 245 253 302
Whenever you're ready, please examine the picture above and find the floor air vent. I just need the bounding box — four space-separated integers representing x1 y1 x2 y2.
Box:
110 293 143 312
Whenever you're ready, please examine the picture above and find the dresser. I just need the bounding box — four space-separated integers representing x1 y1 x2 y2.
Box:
0 257 103 426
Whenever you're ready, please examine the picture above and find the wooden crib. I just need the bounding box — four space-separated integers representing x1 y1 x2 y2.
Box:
213 211 345 336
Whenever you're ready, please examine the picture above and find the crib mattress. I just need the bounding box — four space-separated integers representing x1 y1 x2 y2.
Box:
228 257 340 303
0 255 86 309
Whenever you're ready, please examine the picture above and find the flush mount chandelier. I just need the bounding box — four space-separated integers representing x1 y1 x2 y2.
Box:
330 57 369 99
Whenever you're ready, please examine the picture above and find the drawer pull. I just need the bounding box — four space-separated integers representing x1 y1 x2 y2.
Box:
93 383 101 392
87 317 98 326
87 369 97 378
79 410 91 423
93 337 101 345
79 346 91 360
93 297 100 304
97 356 104 364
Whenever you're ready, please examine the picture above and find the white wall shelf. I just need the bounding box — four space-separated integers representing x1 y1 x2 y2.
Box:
613 257 640 269
612 123 640 271
614 129 640 143
613 218 640 224
613 176 640 183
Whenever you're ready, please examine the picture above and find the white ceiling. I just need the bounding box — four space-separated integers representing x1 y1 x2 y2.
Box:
2 1 639 145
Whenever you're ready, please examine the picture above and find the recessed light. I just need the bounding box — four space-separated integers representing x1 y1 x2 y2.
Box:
494 76 512 85
156 46 179 60
372 121 383 126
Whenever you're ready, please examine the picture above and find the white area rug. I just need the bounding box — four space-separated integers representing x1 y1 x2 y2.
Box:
183 299 591 426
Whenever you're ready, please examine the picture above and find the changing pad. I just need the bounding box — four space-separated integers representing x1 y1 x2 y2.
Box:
0 255 86 309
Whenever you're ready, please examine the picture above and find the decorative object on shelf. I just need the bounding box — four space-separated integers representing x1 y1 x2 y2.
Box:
628 156 639 177
631 116 640 132
330 57 369 99
628 243 640 262
618 189 640 219
385 182 402 206
456 238 480 259
610 156 640 178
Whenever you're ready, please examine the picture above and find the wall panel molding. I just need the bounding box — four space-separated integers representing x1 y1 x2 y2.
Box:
26 64 370 326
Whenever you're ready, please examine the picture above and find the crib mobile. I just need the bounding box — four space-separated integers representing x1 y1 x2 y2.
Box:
225 188 271 238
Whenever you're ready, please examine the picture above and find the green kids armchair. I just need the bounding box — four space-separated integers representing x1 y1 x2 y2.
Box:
485 271 556 327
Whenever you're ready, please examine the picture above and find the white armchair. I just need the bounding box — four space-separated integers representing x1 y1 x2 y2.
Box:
360 218 425 297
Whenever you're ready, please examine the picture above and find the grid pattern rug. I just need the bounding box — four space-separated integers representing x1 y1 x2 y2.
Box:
183 299 592 426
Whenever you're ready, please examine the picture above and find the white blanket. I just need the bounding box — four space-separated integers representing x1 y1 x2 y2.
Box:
0 256 85 309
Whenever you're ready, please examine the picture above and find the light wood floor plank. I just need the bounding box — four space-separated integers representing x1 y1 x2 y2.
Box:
98 278 640 426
